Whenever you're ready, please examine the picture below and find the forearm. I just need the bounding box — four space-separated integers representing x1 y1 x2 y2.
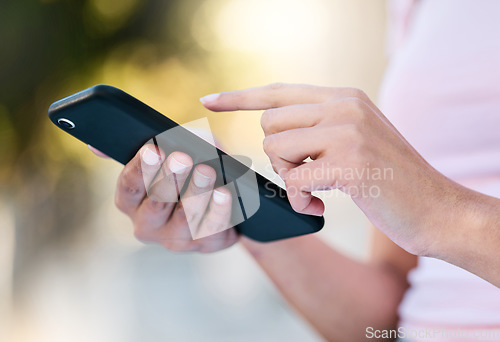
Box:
240 235 408 341
432 185 500 287
201 83 500 287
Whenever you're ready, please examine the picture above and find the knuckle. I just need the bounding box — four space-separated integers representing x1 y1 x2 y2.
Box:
204 219 226 234
133 226 151 243
163 171 178 186
132 162 144 177
267 82 286 91
343 96 365 110
195 164 216 179
260 109 273 131
114 194 125 212
260 108 282 134
120 165 143 189
212 203 230 216
262 135 278 155
122 182 142 196
197 246 214 254
185 210 200 227
221 91 239 104
270 161 283 177
203 219 217 232
114 192 131 213
163 240 199 253
322 101 341 119
198 242 220 254
162 243 182 252
284 173 300 191
343 125 369 163
265 83 288 108
341 97 367 122
355 88 368 100
147 199 169 212
346 87 368 101
344 123 364 143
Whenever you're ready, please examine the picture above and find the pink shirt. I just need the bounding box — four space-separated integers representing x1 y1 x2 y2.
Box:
378 0 500 339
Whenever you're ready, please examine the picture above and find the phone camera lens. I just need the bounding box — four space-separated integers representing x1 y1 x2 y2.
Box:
58 118 75 129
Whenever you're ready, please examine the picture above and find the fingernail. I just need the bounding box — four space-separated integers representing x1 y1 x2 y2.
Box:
193 169 212 188
88 145 109 158
142 147 160 166
212 189 228 204
200 93 220 105
169 156 189 174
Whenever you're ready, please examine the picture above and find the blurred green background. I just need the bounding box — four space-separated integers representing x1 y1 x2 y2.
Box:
0 0 387 341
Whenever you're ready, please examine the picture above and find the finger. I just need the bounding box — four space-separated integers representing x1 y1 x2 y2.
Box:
284 177 326 217
141 145 166 189
267 156 301 180
136 201 202 251
156 198 237 253
134 199 238 252
135 165 217 249
88 145 110 159
147 152 193 203
180 164 217 231
286 159 344 192
263 126 336 172
287 189 325 217
115 145 165 215
196 187 233 239
284 160 342 216
260 99 360 136
132 198 177 242
132 153 194 239
155 203 203 251
260 103 323 136
201 83 368 112
196 229 239 253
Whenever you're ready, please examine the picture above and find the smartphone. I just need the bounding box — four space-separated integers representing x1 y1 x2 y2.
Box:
48 85 324 242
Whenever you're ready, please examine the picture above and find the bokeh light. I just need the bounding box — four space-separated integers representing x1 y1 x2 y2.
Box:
0 0 387 341
216 0 330 53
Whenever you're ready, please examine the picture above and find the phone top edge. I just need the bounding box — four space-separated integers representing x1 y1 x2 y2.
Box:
49 85 178 130
47 85 326 241
49 85 112 114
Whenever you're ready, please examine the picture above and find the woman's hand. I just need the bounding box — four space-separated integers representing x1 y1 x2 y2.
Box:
201 83 466 257
90 145 238 253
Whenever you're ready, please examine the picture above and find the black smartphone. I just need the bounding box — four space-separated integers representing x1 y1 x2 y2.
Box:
48 85 324 242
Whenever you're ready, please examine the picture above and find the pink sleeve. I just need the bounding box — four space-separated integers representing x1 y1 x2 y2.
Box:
385 0 418 55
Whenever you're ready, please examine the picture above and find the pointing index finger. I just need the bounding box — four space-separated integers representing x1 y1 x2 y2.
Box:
200 83 338 112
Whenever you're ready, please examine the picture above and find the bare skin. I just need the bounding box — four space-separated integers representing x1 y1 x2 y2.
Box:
109 144 238 253
201 83 500 287
91 82 499 340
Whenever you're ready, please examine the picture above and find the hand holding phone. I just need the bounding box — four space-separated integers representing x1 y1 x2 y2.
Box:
48 85 324 247
112 143 240 252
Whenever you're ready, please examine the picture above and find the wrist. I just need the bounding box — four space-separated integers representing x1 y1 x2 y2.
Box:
424 179 482 261
239 236 269 259
432 183 500 286
417 177 469 259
